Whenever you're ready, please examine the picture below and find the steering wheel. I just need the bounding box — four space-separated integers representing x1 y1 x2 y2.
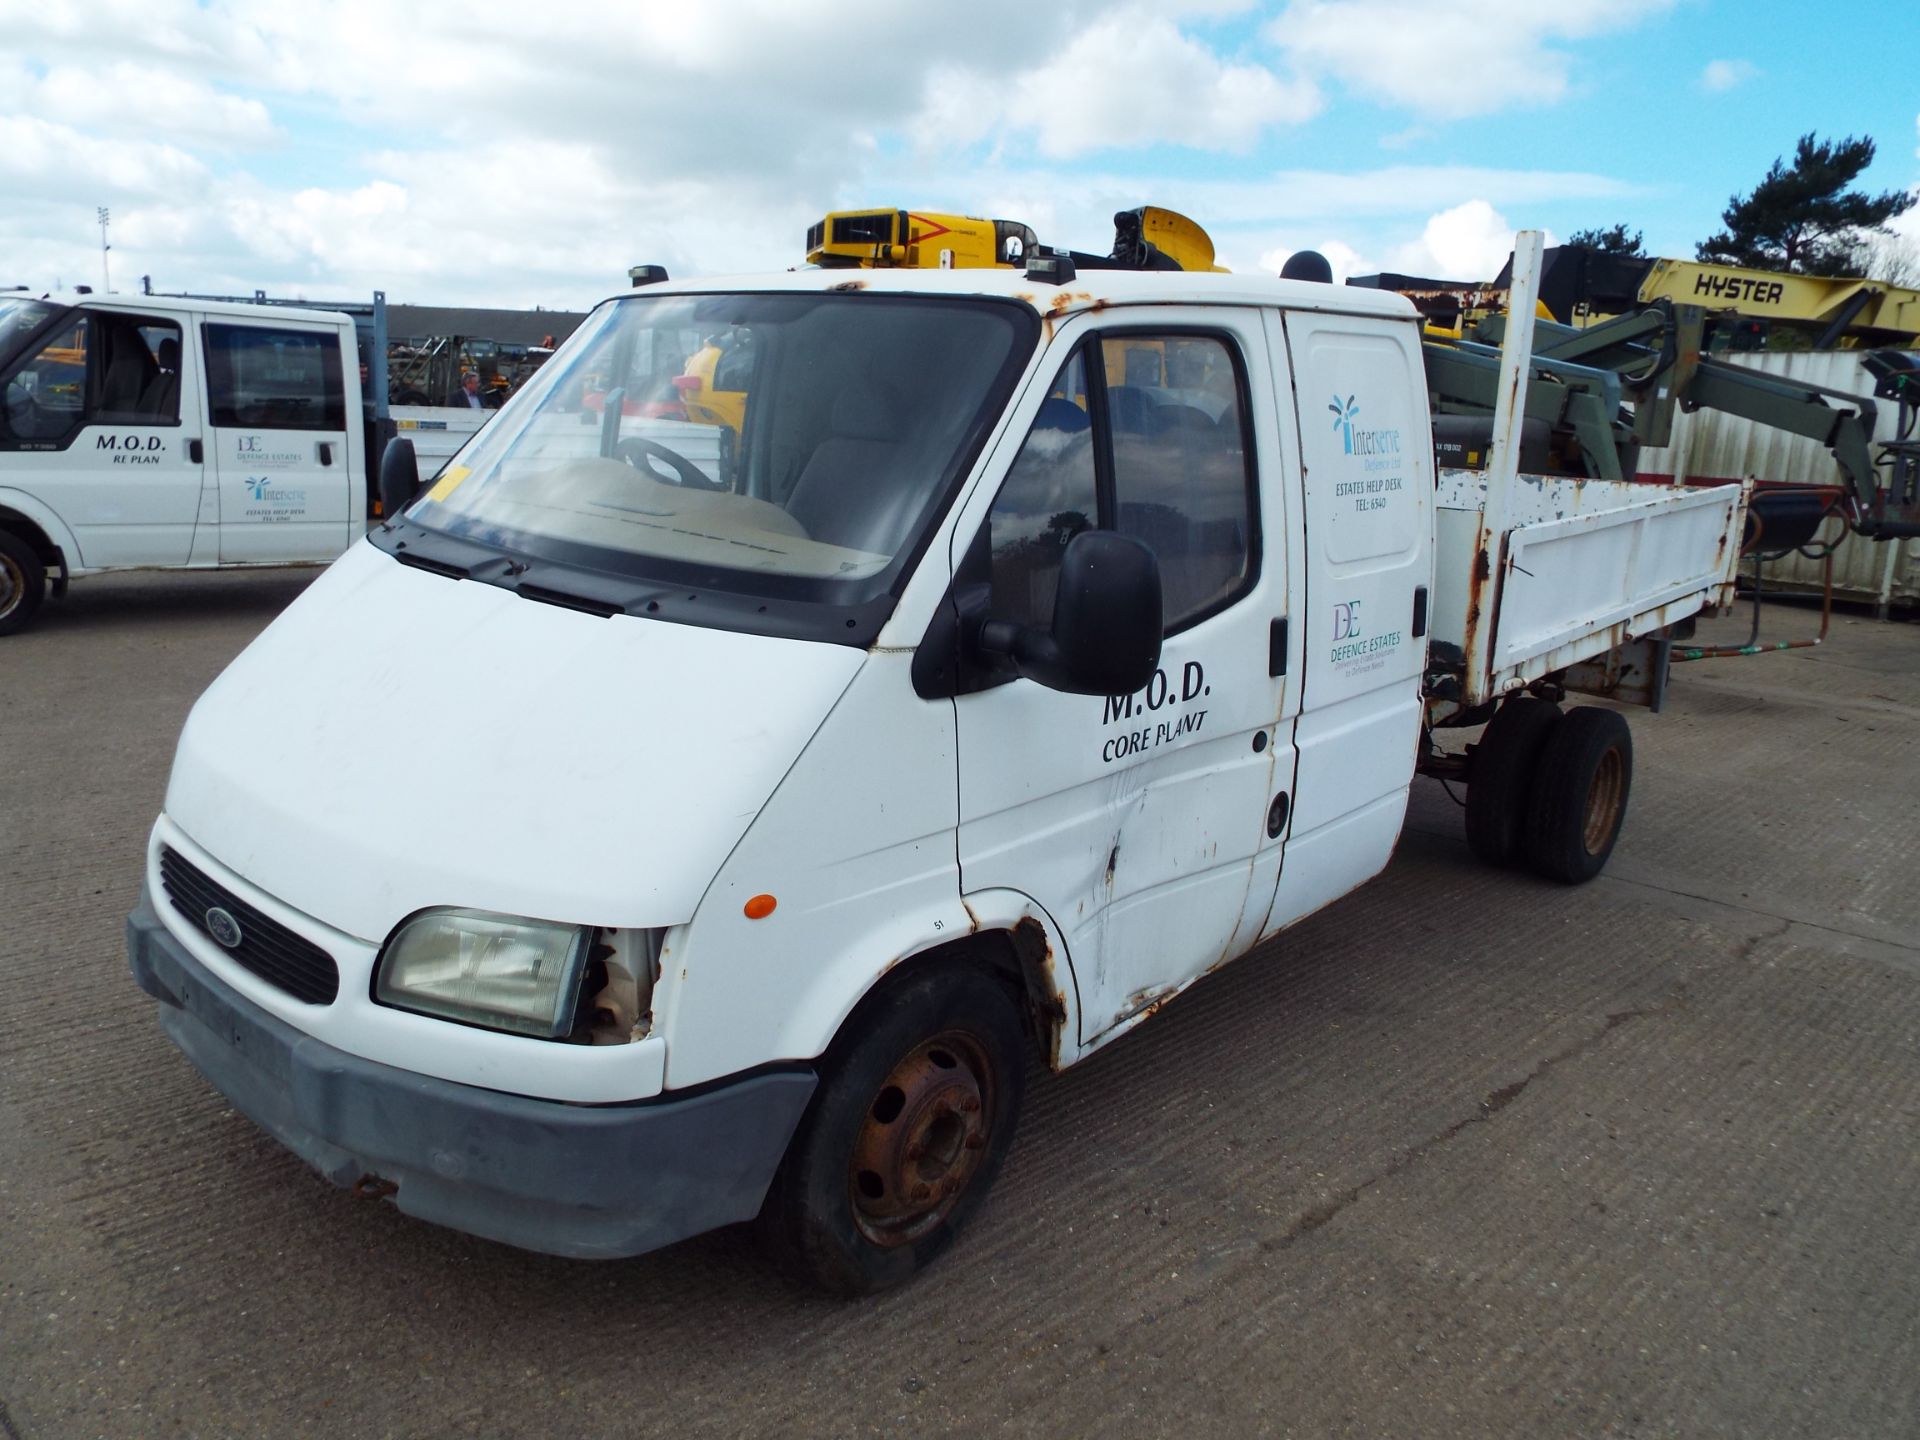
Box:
3 381 48 441
616 436 726 490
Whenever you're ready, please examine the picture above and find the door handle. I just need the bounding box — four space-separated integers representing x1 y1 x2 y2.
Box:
1412 585 1429 638
1268 617 1289 677
187 438 204 463
317 441 334 466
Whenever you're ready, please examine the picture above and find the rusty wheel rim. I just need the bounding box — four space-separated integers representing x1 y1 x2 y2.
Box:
848 1031 995 1248
0 552 21 619
1582 746 1626 855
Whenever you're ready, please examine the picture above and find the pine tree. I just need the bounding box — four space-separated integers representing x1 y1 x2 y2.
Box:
1566 224 1645 257
1697 133 1916 276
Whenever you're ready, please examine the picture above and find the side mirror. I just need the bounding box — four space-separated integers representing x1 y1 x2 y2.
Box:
379 436 420 516
982 530 1162 695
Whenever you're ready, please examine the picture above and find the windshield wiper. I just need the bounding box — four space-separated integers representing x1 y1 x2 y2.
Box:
392 548 470 581
513 580 623 618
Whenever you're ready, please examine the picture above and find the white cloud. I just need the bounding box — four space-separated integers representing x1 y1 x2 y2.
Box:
1888 187 1920 245
1258 238 1370 282
1382 200 1550 280
32 62 276 146
1700 58 1757 93
993 14 1320 158
0 114 210 202
1267 0 1678 119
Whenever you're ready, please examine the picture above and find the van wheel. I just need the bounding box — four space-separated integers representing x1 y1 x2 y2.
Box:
757 963 1026 1296
1524 706 1633 884
0 531 46 637
1464 697 1561 867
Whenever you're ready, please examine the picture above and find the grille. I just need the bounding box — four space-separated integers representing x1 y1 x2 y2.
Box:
158 847 340 1004
831 212 895 247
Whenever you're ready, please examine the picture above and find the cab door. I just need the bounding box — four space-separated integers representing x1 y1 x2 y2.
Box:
204 319 356 563
951 308 1298 1049
0 306 201 568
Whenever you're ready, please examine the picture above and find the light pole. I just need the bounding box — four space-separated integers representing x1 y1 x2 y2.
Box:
97 207 111 292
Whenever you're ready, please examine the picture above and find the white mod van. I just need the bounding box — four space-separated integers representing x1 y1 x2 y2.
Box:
0 291 519 634
0 292 369 632
127 257 1744 1292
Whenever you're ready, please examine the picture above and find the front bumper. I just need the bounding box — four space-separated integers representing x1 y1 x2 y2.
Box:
127 887 816 1260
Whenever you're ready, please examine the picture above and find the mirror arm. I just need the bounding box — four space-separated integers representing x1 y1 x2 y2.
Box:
976 619 1020 659
978 618 1069 689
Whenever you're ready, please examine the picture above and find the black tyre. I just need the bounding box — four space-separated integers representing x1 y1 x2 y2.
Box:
0 530 47 638
757 962 1027 1296
1523 705 1633 884
1464 696 1561 867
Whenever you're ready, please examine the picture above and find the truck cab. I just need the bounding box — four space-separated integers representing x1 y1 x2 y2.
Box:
126 264 1733 1293
0 291 366 633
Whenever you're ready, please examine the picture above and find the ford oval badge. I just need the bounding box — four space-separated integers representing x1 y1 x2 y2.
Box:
205 906 244 950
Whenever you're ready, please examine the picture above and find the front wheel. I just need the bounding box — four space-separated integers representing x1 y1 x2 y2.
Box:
1524 705 1633 883
757 962 1027 1296
0 530 47 637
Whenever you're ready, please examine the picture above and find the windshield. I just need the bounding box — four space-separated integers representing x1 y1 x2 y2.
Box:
403 291 1034 614
0 298 60 370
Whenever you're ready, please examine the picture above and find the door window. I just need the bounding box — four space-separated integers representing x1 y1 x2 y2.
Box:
985 332 1257 635
0 313 184 448
204 324 346 431
986 350 1096 629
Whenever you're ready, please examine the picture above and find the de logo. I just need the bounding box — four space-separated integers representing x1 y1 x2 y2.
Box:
1333 600 1363 641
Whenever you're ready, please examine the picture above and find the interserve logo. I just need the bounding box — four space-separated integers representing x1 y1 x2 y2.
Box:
1329 393 1360 454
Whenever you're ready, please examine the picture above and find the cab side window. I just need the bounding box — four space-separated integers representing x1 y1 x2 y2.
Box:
985 332 1256 636
1104 334 1254 631
986 350 1096 630
95 318 184 425
204 324 346 431
0 313 184 448
0 316 90 445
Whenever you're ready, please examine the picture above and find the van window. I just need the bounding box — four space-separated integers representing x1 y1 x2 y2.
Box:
204 324 346 432
986 351 1095 630
0 316 89 445
0 296 60 371
406 292 1034 613
986 331 1256 636
1105 334 1253 630
0 312 184 449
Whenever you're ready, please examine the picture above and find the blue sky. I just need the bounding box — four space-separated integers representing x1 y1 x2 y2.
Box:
3 0 1916 307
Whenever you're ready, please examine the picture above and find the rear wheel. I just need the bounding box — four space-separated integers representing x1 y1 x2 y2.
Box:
757 962 1026 1296
1464 696 1561 867
1523 706 1633 884
0 530 47 638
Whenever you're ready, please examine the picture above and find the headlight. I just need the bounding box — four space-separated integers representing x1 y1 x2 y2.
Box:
374 909 593 1039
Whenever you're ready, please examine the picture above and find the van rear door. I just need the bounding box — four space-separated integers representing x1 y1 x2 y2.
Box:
1262 308 1433 934
204 318 357 562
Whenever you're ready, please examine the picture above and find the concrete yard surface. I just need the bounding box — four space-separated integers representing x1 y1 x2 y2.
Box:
1 570 1916 1439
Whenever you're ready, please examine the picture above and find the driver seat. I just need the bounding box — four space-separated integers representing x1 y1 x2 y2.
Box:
141 337 181 419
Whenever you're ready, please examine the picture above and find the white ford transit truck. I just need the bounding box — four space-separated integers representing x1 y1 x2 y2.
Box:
126 241 1745 1293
